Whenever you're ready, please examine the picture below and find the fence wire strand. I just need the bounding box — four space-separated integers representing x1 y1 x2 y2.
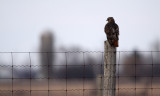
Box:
0 51 160 96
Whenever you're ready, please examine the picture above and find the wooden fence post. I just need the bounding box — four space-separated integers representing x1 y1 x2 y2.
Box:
104 40 116 96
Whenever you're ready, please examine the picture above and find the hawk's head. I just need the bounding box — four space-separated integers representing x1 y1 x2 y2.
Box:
107 17 115 23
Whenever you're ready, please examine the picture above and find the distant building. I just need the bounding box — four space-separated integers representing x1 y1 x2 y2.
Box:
40 31 54 78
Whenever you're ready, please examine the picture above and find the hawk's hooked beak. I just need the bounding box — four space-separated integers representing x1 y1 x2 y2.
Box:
106 18 109 21
107 18 110 21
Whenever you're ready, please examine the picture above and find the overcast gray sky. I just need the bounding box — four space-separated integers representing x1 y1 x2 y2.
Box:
0 0 160 52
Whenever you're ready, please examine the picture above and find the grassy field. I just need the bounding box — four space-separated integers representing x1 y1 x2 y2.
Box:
0 79 160 96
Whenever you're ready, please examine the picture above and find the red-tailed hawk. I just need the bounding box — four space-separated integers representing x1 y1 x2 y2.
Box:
104 17 119 47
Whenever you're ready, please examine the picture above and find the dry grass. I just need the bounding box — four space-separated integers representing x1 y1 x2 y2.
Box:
1 79 160 96
0 79 96 96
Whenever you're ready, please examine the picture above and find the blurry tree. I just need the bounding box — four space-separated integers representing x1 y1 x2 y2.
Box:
151 40 160 79
121 50 148 81
55 47 95 79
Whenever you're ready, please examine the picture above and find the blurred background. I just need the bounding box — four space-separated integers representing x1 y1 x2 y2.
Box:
0 0 160 96
0 0 160 51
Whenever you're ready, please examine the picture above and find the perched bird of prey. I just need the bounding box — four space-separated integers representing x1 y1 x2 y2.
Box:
104 17 119 47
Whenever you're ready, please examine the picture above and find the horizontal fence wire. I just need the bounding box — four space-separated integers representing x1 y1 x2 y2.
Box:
0 51 160 96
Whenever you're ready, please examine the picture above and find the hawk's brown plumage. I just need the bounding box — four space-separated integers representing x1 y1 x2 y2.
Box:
104 17 119 47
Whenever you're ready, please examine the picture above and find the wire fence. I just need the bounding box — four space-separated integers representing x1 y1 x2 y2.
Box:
0 51 160 96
